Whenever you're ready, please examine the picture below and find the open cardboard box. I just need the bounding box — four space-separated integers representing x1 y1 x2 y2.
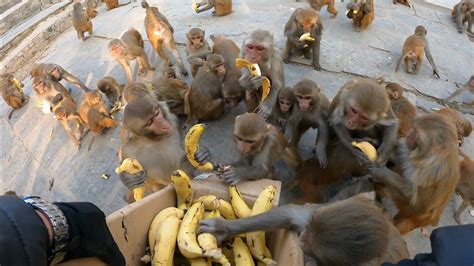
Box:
104 177 304 265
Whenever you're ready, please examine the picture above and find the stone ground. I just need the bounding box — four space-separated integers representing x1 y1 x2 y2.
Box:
1 0 473 258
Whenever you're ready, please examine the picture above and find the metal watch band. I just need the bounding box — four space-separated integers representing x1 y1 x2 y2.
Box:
23 196 69 253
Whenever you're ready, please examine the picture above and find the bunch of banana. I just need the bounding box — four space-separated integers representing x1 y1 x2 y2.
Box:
299 32 315 42
177 202 205 258
171 170 194 210
185 124 215 171
229 185 252 218
352 141 377 161
115 158 146 201
235 58 271 102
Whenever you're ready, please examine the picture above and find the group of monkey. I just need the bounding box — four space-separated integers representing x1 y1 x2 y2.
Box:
1 0 474 264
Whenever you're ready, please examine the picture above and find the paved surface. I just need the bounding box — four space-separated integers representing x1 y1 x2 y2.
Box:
1 0 473 257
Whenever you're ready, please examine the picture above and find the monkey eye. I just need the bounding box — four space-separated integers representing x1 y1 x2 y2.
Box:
191 36 201 40
297 95 312 100
255 46 265 51
246 44 255 50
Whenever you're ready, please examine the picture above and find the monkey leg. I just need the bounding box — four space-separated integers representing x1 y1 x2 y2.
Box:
327 0 338 18
154 42 171 67
144 178 167 193
168 41 188 76
78 31 85 41
63 72 90 92
453 201 468 224
191 64 200 77
282 39 293 63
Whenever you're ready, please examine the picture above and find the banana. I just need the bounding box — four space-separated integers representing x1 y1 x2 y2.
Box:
235 58 271 102
351 141 377 161
177 202 205 258
299 32 315 42
197 233 222 259
204 209 221 219
218 199 237 219
115 158 146 201
151 215 181 266
148 207 184 255
233 237 255 266
171 170 194 210
185 124 214 171
191 0 199 12
189 258 211 266
194 195 221 211
246 185 278 265
229 186 252 218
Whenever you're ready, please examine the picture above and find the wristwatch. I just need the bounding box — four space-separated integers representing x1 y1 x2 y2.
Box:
23 196 69 253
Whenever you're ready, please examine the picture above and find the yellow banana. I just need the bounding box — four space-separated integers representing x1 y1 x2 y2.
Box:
115 158 146 201
191 0 199 12
204 209 221 219
171 170 194 210
151 215 181 266
197 233 222 259
351 141 377 161
233 237 255 266
229 186 252 218
218 199 237 219
235 58 271 102
185 124 214 171
189 258 211 266
177 202 205 258
246 185 278 265
194 195 221 211
148 207 184 255
299 32 315 42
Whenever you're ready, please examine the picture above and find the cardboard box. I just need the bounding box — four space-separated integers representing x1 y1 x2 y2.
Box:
105 178 304 265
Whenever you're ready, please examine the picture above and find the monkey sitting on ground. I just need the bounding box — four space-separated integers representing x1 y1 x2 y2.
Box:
436 107 472 146
1 73 29 120
452 1 473 34
186 28 212 77
346 0 374 31
270 87 295 132
150 75 189 116
97 76 124 107
72 3 93 41
104 0 131 10
31 63 90 92
80 90 116 134
51 93 86 149
32 78 71 105
283 8 323 71
86 0 98 18
195 0 232 16
200 195 409 265
395 26 440 78
393 0 411 7
454 151 474 224
306 0 339 18
385 82 416 138
370 113 460 235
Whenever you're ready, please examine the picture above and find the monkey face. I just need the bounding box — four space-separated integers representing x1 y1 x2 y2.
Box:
234 134 264 156
225 97 241 108
109 41 125 58
214 63 226 77
50 66 61 80
244 43 267 64
33 79 48 95
279 99 293 113
190 35 203 48
344 105 370 130
143 107 173 138
298 19 316 33
296 94 312 112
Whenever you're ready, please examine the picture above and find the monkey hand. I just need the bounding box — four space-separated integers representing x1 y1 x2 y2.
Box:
195 58 206 66
195 146 212 164
119 170 147 190
351 146 370 165
198 218 231 243
368 166 391 183
220 167 245 185
255 104 272 120
316 146 328 169
241 76 264 91
312 62 322 71
295 41 307 50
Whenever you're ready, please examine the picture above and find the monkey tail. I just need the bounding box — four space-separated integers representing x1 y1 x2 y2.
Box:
88 135 96 151
7 108 15 120
141 0 149 8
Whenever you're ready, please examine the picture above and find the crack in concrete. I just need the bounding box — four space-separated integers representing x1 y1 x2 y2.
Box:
5 119 44 165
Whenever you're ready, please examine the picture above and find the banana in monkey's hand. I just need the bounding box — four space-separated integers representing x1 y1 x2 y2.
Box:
352 141 377 161
192 0 199 12
235 58 271 102
185 124 214 171
115 158 146 201
299 32 315 42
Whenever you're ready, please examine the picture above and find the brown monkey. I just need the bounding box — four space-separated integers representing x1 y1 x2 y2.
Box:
436 107 472 145
283 8 323 71
346 0 374 31
150 76 189 116
122 82 154 104
385 82 416 138
195 0 232 16
162 67 177 79
214 113 300 185
51 93 86 149
370 113 460 235
72 3 93 41
104 0 130 10
31 63 90 92
97 76 124 105
284 80 330 168
79 90 109 125
211 34 243 108
270 87 295 131
86 0 98 18
454 152 474 224
329 78 399 165
188 54 226 123
446 75 474 102
393 0 411 7
186 28 212 77
200 195 409 265
142 1 188 76
395 26 440 78
32 78 71 104
307 0 338 18
108 29 155 83
239 30 285 118
452 1 473 34
0 73 28 120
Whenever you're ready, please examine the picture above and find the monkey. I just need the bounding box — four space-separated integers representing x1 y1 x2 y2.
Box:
32 78 71 105
369 113 460 235
454 151 474 224
187 54 226 124
446 75 474 102
86 108 118 134
186 28 212 77
86 0 98 18
142 1 188 77
150 76 189 116
79 90 110 126
306 0 338 18
104 0 131 10
0 73 29 120
436 107 472 146
239 29 284 119
211 34 243 108
199 195 410 265
329 78 399 165
346 0 374 31
195 0 232 16
395 26 440 78
72 3 93 41
31 63 90 92
162 67 177 79
385 82 416 138
393 0 411 7
108 29 155 83
283 8 323 71
284 80 330 168
50 93 86 149
270 87 295 132
452 1 473 34
97 76 124 106
122 82 154 105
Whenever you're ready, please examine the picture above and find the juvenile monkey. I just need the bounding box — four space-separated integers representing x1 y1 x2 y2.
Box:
79 90 109 125
150 76 189 116
436 107 472 146
385 82 416 138
195 0 232 16
108 29 155 82
452 1 473 34
1 73 29 120
86 0 98 18
270 87 295 131
97 76 124 106
72 2 93 41
186 28 212 77
32 78 71 104
346 0 374 31
31 63 90 92
51 93 86 149
395 26 440 78
454 152 474 224
283 8 323 71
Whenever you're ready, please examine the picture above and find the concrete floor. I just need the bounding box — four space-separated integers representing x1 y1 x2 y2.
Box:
1 0 473 259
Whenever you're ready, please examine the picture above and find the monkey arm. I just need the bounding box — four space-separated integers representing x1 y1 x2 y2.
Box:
258 56 285 117
424 44 440 78
62 71 90 92
376 119 399 165
59 120 81 148
119 60 133 82
455 5 464 32
315 117 329 168
187 55 206 66
196 0 215 12
311 35 322 70
361 1 372 13
369 166 414 204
